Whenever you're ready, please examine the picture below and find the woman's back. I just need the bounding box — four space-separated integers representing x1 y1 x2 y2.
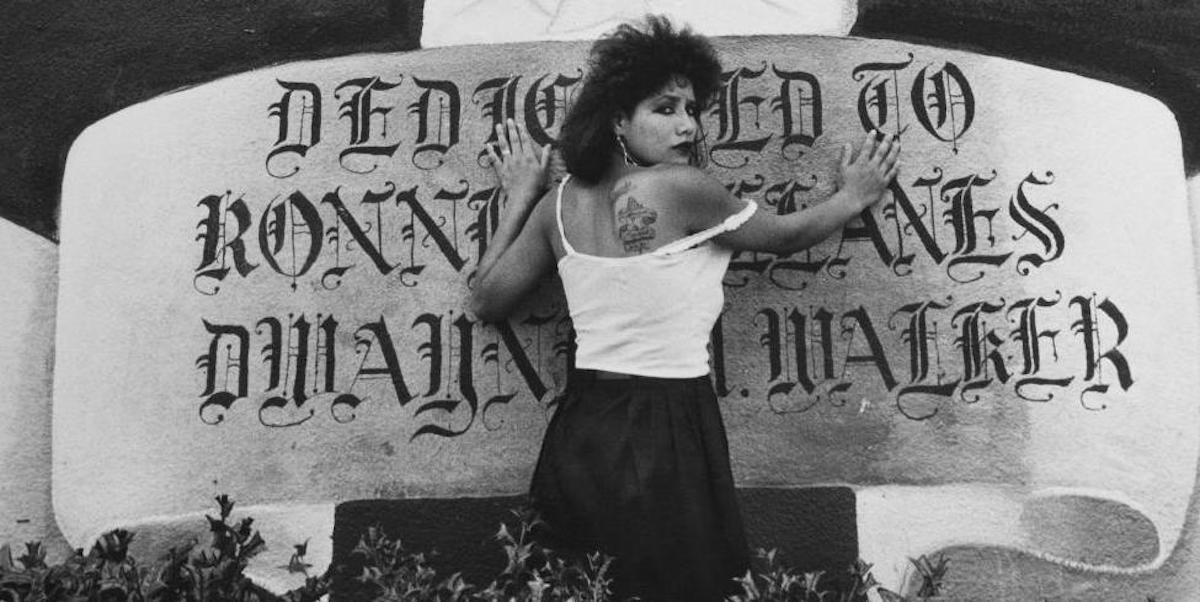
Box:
551 169 696 261
466 12 899 597
552 173 756 378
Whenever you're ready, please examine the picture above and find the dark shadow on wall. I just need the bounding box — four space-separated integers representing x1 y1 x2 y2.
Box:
2 0 1197 242
0 0 423 242
853 0 1200 177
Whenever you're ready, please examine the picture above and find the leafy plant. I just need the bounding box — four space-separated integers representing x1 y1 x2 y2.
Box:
845 559 885 602
0 495 314 602
730 548 894 602
0 497 975 602
476 507 615 601
335 520 470 601
908 553 949 599
0 530 147 602
338 506 617 601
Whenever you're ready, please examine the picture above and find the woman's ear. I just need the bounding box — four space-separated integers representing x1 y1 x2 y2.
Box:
612 112 629 136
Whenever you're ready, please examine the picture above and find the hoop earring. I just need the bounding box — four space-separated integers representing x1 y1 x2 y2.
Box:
616 134 639 167
691 123 705 167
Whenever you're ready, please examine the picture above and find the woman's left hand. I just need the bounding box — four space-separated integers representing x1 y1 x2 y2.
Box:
485 118 551 206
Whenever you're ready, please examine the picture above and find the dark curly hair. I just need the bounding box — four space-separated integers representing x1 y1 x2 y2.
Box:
558 15 723 183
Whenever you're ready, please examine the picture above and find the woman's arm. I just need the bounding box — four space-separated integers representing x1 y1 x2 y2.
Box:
467 119 556 323
670 130 900 254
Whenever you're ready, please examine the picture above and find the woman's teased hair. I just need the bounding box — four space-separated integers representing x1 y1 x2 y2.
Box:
558 15 723 183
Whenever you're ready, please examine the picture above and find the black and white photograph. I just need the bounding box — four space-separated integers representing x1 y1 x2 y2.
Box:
3 1 1199 600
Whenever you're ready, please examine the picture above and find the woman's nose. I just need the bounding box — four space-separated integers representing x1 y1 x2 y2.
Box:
678 116 697 136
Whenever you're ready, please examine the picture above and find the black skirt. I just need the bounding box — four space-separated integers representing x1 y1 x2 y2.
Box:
529 369 750 601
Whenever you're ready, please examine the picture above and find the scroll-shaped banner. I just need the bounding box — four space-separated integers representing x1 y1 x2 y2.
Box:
55 36 1198 591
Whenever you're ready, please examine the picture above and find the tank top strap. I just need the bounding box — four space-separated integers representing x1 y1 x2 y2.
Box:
653 198 759 255
554 175 576 255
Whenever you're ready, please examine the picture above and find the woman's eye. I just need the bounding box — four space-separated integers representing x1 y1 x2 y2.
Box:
658 106 674 115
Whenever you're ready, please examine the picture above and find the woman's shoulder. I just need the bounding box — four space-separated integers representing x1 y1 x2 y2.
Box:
638 163 717 186
609 166 738 232
618 165 727 204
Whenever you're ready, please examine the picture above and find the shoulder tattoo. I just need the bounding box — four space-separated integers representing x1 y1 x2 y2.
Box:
617 196 657 253
611 180 633 199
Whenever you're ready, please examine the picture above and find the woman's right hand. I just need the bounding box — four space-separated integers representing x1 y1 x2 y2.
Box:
837 130 900 210
485 118 551 207
470 118 557 322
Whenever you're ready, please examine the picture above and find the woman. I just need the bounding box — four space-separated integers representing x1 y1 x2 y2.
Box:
469 16 899 601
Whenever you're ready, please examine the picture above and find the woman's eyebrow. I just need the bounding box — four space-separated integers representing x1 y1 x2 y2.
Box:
654 93 693 103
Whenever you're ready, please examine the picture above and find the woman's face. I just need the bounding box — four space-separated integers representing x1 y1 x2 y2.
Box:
614 76 699 167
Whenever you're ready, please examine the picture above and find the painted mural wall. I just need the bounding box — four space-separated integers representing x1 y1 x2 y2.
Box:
5 2 1200 599
42 30 1200 594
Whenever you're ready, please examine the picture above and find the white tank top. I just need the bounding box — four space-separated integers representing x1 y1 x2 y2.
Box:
555 175 757 377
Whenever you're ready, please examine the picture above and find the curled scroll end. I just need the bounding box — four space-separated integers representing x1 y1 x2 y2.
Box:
1018 490 1164 574
858 486 1172 596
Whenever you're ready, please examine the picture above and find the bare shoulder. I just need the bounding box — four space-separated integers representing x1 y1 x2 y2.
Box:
607 165 725 211
624 165 741 232
633 164 726 201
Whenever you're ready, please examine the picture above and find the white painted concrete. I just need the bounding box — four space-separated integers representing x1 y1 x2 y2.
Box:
0 221 61 550
422 0 858 47
39 34 1200 599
